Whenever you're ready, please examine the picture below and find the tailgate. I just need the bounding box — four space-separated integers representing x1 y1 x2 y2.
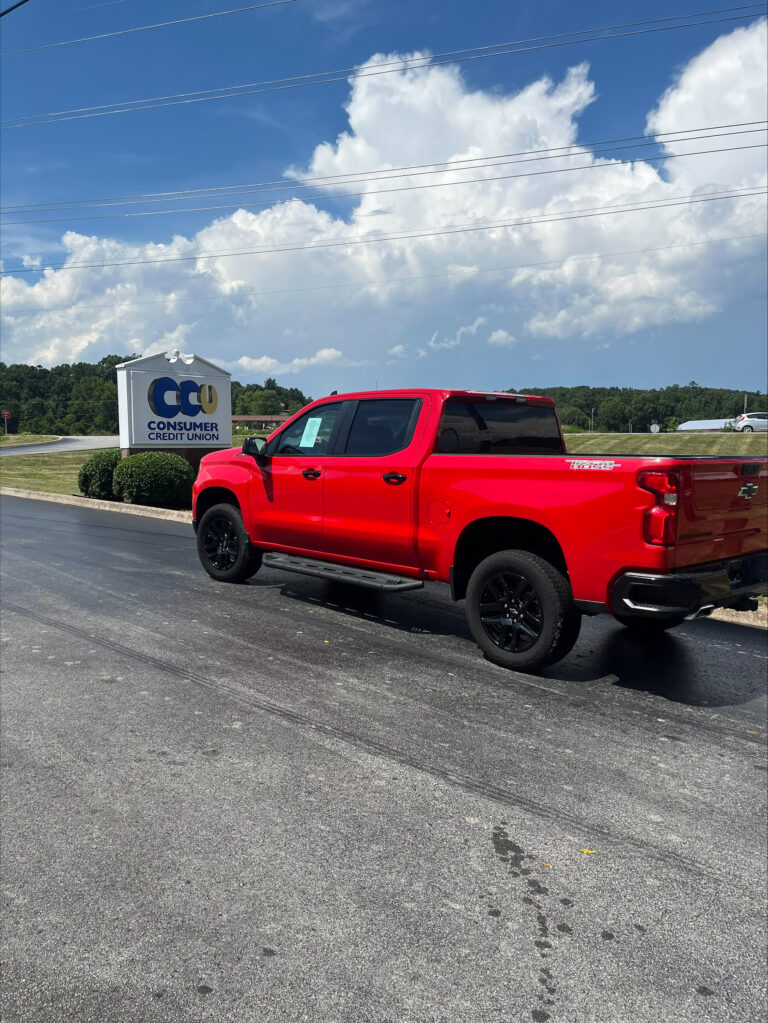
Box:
673 458 768 566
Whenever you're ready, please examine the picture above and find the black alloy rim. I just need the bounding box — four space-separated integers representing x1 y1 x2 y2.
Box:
203 515 240 570
478 570 544 652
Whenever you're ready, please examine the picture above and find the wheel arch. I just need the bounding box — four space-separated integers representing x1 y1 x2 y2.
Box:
195 486 242 522
451 516 567 601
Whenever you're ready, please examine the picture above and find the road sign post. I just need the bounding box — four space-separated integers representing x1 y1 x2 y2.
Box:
2 410 10 435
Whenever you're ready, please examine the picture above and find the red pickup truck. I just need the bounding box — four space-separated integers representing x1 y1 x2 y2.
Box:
192 389 767 671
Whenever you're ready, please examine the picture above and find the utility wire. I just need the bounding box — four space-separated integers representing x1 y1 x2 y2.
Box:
0 1 297 57
0 0 32 17
2 185 764 276
10 188 759 249
3 121 765 217
5 142 763 239
3 189 760 285
6 4 764 121
3 129 765 225
2 6 765 129
2 233 764 316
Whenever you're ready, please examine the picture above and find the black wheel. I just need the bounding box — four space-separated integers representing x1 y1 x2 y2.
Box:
614 614 685 633
741 425 754 433
466 550 581 672
197 503 262 583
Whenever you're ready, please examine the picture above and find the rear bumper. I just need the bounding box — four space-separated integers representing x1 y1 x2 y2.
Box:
610 551 768 620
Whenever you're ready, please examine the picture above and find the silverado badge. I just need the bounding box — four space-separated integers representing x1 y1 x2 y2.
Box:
738 483 759 499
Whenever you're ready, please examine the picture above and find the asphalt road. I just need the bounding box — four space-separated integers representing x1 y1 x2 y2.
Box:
0 436 119 457
1 496 766 1023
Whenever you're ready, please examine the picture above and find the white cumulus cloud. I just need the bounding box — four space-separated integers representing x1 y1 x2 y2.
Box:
1 19 765 390
488 329 516 347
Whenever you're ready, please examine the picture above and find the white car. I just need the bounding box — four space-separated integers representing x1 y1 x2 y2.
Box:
732 412 768 433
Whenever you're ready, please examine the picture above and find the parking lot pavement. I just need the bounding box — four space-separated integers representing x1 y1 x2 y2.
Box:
0 436 119 457
1 496 766 1023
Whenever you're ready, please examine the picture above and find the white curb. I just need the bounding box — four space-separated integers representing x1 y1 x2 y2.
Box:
0 487 191 523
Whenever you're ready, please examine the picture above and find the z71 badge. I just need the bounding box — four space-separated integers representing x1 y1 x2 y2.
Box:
566 459 621 471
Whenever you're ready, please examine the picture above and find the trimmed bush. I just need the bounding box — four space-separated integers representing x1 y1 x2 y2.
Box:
112 451 195 509
77 448 122 500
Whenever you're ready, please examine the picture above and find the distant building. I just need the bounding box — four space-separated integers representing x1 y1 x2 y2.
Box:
232 414 291 431
676 418 734 432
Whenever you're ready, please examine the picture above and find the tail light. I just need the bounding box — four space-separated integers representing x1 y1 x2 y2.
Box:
638 470 679 545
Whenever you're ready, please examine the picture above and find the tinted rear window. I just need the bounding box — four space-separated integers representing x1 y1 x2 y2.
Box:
435 401 563 455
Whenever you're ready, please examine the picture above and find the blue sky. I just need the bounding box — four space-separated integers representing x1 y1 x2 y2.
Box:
1 0 766 395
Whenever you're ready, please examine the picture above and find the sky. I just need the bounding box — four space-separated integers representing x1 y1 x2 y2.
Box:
1 0 766 397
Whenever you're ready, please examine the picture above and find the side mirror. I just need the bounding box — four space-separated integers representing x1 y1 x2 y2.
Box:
242 436 267 459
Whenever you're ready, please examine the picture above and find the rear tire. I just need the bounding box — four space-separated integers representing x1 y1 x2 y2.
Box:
614 614 685 633
197 503 262 583
742 425 754 433
466 550 581 672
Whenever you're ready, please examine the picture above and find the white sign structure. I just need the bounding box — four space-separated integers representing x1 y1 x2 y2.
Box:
117 350 232 449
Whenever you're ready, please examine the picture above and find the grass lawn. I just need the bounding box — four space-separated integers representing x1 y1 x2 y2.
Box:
0 449 110 496
0 434 60 447
565 433 768 456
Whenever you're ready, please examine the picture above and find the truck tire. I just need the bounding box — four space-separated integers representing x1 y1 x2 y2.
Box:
466 550 581 672
614 614 685 633
197 503 262 583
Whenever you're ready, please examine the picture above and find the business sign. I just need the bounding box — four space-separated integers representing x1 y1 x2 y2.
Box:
117 350 232 449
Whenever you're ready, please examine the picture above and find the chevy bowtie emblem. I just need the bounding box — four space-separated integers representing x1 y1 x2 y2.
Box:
738 482 759 499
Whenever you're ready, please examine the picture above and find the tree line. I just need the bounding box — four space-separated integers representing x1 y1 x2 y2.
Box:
0 357 311 435
0 357 764 435
512 382 766 432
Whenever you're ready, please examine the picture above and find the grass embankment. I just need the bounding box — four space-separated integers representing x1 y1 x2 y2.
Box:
0 449 108 495
1 434 766 498
0 434 60 447
566 433 768 456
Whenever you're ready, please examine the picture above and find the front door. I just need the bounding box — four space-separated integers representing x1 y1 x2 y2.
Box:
251 401 342 553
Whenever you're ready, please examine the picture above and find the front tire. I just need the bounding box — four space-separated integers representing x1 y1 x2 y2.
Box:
197 503 262 583
466 550 581 672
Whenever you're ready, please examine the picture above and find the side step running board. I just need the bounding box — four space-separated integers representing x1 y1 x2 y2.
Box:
262 553 424 592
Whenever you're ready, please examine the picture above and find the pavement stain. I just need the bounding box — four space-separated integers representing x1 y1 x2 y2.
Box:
491 822 562 1022
491 823 662 1020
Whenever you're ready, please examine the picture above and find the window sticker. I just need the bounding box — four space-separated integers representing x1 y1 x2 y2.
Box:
299 417 322 448
566 459 620 470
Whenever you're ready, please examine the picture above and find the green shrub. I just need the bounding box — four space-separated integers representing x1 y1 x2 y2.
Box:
112 451 194 509
77 448 122 500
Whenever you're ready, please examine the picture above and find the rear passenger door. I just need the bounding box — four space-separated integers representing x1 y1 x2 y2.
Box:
322 397 427 569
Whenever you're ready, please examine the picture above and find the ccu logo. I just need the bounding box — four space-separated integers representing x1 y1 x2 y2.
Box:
148 376 218 418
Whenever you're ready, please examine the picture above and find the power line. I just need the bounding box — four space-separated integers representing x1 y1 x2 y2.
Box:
0 1 297 57
2 188 760 280
2 185 764 276
2 233 764 317
5 141 763 242
3 121 765 219
2 6 765 129
0 0 32 17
